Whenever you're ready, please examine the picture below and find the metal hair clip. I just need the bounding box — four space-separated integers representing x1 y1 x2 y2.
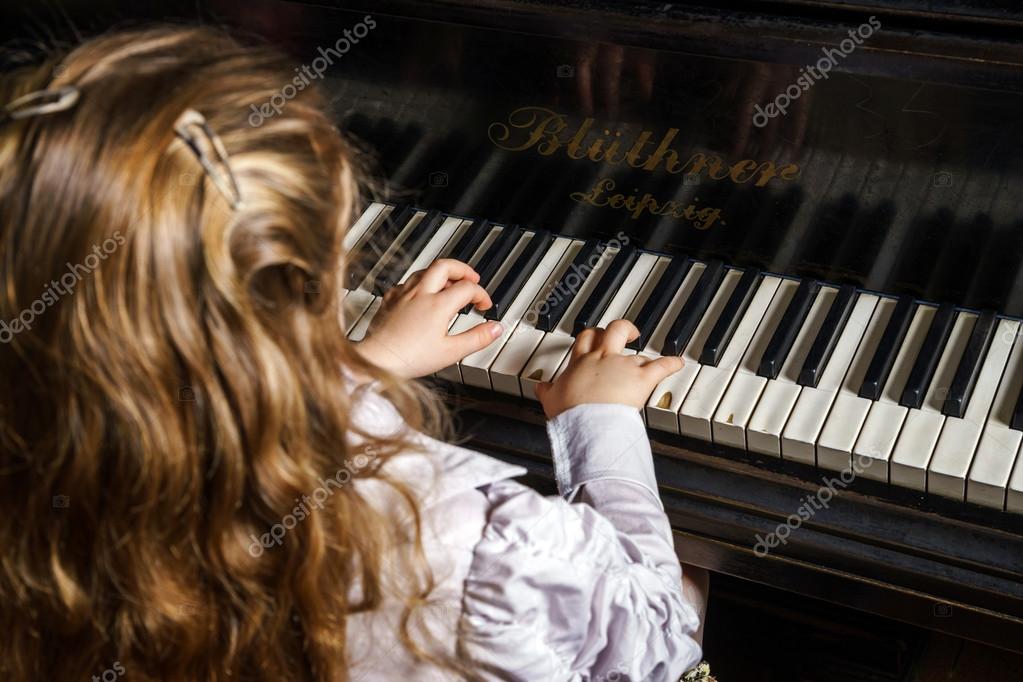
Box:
173 109 242 210
2 85 80 124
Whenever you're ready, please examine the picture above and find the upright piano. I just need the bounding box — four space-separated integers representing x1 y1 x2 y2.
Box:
15 0 1023 655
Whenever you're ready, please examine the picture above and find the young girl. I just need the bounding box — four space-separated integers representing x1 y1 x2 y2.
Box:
0 26 707 681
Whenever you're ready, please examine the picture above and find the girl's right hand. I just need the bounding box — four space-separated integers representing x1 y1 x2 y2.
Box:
535 319 685 419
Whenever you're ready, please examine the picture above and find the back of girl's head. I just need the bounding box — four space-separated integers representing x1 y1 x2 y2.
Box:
0 25 441 680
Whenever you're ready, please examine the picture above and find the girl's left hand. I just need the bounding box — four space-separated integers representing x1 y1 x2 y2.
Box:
356 259 504 378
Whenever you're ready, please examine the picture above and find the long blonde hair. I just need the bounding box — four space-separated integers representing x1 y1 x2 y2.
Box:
0 26 446 680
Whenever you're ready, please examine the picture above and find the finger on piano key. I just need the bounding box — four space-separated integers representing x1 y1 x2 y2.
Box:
489 239 583 395
711 278 799 449
890 311 976 491
347 214 469 339
798 283 857 388
942 309 998 418
851 303 936 481
646 266 739 433
627 257 692 352
679 275 782 440
814 297 898 471
660 260 726 356
858 295 916 400
375 209 445 293
757 278 821 380
929 318 1018 500
535 239 602 333
519 242 618 398
746 284 836 456
550 252 659 382
699 267 763 367
900 302 956 408
459 235 572 389
571 244 640 335
485 230 554 320
781 293 879 464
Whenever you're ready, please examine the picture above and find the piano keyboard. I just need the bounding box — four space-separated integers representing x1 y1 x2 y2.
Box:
343 202 1023 513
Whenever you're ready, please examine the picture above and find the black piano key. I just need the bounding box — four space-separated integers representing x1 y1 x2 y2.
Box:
375 209 444 293
757 278 821 380
447 218 492 265
942 310 997 418
699 268 762 366
858 295 917 400
347 204 414 290
572 244 640 335
535 239 602 333
799 284 858 387
900 303 957 409
461 226 522 314
485 230 554 321
627 257 693 352
1011 383 1023 431
660 260 726 357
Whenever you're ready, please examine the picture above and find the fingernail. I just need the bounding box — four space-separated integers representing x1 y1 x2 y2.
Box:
489 322 503 338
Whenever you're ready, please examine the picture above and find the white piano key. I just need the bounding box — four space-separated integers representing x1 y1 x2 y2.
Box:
678 276 783 441
597 253 660 327
968 326 1023 509
645 267 741 433
459 237 573 389
343 202 388 252
489 241 584 396
929 318 1018 500
781 293 880 464
852 304 936 482
711 278 800 449
519 244 619 399
747 286 838 457
890 312 977 491
815 298 897 472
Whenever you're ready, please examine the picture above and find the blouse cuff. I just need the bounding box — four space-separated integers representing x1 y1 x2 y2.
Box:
546 403 662 509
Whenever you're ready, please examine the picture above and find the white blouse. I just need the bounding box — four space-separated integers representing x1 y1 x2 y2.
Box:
345 385 703 680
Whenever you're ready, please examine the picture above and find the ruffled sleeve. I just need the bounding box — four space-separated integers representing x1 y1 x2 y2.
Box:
457 478 703 681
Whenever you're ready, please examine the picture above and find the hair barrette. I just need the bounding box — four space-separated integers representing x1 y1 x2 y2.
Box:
1 85 79 125
173 109 242 210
